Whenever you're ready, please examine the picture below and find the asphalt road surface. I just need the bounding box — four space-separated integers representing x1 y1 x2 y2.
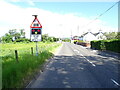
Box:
28 42 120 88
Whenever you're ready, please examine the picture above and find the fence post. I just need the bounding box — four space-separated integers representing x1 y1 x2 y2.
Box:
15 50 19 63
31 47 33 55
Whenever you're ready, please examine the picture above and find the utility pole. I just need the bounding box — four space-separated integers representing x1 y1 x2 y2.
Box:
71 30 72 43
77 25 79 36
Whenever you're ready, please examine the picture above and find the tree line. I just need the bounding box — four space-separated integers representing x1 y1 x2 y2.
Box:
0 29 59 43
104 32 120 40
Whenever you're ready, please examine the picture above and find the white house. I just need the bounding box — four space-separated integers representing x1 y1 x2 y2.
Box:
95 32 107 40
71 31 106 43
82 32 97 42
80 31 106 42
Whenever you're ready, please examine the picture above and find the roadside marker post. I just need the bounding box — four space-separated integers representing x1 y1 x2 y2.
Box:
15 50 19 63
31 47 33 55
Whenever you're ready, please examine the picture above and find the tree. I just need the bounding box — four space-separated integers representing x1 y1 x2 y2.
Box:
116 32 120 39
2 29 26 43
2 33 12 43
42 34 59 42
14 33 21 39
20 29 25 38
104 32 118 40
9 29 17 36
42 34 49 42
0 37 2 43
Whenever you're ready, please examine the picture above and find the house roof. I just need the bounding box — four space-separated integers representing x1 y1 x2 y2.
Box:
93 32 104 36
72 31 105 39
81 32 94 37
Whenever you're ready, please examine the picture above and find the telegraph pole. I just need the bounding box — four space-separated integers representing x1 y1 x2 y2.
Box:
71 30 72 43
77 25 79 36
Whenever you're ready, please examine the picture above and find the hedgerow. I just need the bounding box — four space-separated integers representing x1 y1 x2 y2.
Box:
91 39 120 53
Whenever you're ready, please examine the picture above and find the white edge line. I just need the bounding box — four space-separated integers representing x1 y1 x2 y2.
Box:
111 79 120 86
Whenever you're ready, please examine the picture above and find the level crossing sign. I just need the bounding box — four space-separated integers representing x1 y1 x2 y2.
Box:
30 15 42 41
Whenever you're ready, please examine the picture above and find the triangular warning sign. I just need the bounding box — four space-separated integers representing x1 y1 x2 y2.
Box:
30 16 42 28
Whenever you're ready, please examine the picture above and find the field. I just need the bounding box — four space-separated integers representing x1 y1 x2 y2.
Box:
0 42 61 88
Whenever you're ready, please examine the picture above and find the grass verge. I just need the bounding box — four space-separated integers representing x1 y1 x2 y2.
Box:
1 42 61 88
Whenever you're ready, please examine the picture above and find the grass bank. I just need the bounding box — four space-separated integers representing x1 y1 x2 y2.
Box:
1 42 61 88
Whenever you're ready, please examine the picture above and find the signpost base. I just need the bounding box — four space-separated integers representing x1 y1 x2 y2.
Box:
36 41 38 56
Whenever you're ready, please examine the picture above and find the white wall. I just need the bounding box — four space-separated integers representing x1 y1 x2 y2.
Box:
83 33 97 41
96 33 106 40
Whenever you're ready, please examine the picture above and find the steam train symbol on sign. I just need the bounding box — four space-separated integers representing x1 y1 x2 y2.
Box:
30 15 42 41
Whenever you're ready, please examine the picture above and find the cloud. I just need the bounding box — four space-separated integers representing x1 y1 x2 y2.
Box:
26 0 35 6
5 0 119 2
0 1 118 38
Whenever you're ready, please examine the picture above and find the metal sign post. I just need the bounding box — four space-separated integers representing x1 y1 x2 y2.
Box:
30 15 42 56
36 41 38 56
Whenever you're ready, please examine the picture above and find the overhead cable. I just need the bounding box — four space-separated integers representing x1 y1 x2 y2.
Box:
81 1 119 29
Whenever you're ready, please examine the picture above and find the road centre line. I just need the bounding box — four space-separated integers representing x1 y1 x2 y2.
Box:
111 79 120 86
80 53 96 67
73 49 96 67
85 57 96 67
73 49 79 53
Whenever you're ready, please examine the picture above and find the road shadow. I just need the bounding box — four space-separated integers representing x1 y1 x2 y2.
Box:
31 54 120 88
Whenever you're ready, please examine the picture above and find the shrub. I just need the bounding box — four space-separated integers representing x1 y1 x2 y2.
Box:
91 39 120 53
15 38 30 43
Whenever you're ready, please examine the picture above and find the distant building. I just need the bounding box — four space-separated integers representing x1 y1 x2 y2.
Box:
94 31 107 40
72 31 107 43
81 31 106 42
81 32 97 42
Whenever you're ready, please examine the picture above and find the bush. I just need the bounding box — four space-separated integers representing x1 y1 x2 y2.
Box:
91 39 120 53
15 38 30 43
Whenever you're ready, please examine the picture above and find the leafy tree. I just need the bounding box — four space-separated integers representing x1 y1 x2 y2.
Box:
0 37 2 43
42 34 49 42
1 29 27 43
2 33 12 43
62 38 71 42
9 29 17 36
104 32 118 40
15 38 30 43
20 29 25 38
42 34 59 42
14 33 21 39
53 37 59 42
116 32 120 39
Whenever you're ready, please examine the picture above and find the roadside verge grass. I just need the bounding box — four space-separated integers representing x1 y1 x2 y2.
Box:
1 42 61 88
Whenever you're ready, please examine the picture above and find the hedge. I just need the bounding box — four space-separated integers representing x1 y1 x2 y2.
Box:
91 39 120 53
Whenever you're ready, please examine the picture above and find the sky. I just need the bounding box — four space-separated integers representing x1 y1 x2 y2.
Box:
0 0 119 38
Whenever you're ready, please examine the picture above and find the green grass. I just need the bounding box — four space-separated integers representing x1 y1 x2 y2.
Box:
1 42 61 88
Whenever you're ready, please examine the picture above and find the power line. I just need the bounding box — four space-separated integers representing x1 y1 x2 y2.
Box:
81 1 119 29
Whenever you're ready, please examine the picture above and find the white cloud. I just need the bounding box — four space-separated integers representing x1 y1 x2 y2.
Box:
5 0 119 2
0 1 118 38
7 0 21 2
26 0 35 6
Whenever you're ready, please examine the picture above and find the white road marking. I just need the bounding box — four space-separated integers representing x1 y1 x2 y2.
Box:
73 49 96 67
74 49 79 53
80 54 96 67
111 79 120 86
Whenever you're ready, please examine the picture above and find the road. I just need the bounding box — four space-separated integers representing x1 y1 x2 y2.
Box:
28 42 120 88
